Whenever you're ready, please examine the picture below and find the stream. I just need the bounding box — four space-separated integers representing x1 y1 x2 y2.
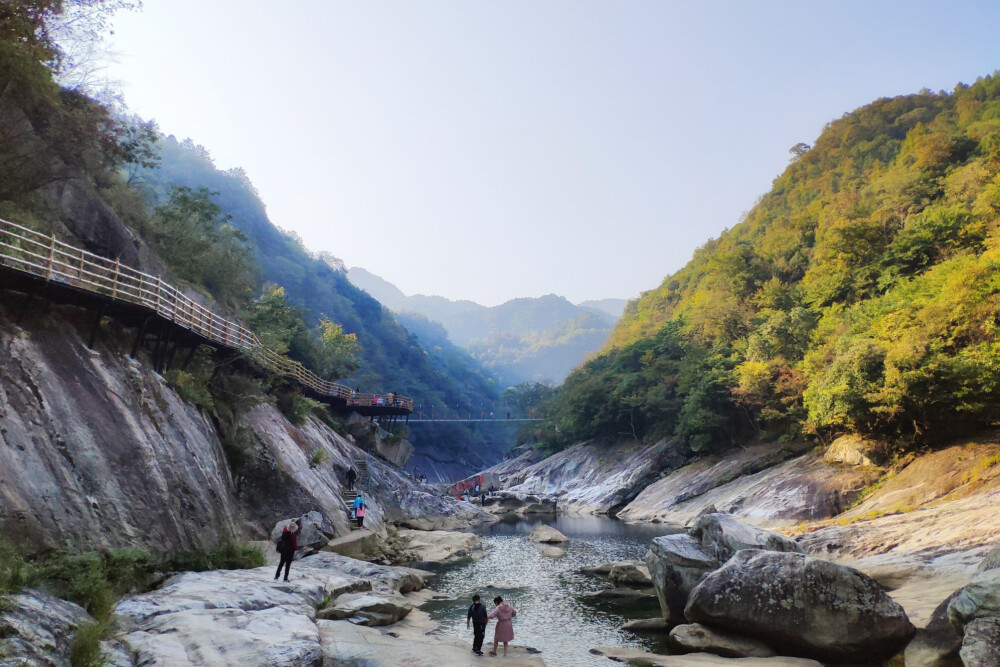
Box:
422 516 682 666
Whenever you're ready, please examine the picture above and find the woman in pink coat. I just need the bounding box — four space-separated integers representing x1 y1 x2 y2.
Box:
488 595 516 656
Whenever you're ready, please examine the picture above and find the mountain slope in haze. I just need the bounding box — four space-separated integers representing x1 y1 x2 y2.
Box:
348 267 623 384
546 74 1000 454
135 138 509 477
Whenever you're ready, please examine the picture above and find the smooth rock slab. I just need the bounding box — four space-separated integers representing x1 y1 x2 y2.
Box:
397 529 484 563
528 525 568 543
960 617 1000 667
589 647 821 666
621 617 671 633
318 592 412 626
669 623 775 658
645 533 718 625
120 605 322 666
685 550 915 663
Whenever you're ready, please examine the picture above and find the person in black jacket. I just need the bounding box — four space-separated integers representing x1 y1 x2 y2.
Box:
346 467 358 491
274 520 298 582
466 594 488 655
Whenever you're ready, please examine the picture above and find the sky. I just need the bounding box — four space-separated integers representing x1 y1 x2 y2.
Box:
104 1 1000 307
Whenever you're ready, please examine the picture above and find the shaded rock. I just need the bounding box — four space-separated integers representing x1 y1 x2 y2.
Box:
397 529 483 563
589 647 822 666
685 550 915 663
690 513 801 561
0 590 106 667
580 561 627 576
322 530 380 560
645 534 718 625
904 591 963 667
621 617 670 633
541 546 566 558
948 570 1000 630
318 592 412 626
668 623 775 658
583 588 661 611
609 562 652 587
528 525 568 543
271 511 334 555
960 617 1000 667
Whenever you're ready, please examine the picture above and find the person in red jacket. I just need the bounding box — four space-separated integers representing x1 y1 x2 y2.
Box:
274 520 298 582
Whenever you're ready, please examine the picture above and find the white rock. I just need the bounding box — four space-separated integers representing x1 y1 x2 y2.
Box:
528 525 568 543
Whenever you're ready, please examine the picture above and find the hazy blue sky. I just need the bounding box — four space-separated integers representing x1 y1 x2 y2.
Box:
106 1 1000 306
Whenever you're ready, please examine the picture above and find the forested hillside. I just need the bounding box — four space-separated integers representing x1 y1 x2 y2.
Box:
135 137 501 417
547 75 1000 452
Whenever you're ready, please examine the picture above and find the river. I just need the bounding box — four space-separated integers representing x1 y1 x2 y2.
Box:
421 516 681 666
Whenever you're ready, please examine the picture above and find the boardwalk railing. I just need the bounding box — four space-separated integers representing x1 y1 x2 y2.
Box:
0 217 413 412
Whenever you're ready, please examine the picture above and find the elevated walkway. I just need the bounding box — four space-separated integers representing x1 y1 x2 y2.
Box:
0 217 412 416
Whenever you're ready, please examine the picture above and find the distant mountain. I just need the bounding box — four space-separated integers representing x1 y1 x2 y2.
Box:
578 298 628 320
347 268 623 385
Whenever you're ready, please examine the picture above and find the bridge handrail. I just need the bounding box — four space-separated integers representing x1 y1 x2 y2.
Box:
0 217 413 412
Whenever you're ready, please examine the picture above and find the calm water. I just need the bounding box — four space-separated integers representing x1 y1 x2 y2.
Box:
422 516 682 667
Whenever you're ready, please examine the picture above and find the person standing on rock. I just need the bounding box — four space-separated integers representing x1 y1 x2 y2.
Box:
346 467 358 491
274 520 298 582
488 596 516 657
467 594 488 656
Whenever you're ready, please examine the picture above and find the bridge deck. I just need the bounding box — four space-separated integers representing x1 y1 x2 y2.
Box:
0 218 412 416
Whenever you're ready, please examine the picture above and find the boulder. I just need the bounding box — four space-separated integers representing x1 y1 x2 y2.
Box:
579 562 621 576
541 546 566 558
589 647 822 666
317 592 412 626
904 591 963 667
609 562 652 588
948 570 1000 630
960 617 1000 667
690 513 801 561
271 511 334 554
323 530 381 559
583 588 661 611
528 525 568 543
684 550 915 663
669 623 776 658
645 534 718 625
823 434 879 467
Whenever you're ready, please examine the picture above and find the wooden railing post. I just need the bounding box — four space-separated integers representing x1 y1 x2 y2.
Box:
46 236 55 280
155 276 162 313
111 259 120 299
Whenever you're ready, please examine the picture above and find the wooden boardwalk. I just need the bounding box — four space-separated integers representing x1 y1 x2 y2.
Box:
0 217 412 416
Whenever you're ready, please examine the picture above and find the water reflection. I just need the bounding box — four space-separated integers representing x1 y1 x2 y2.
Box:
424 516 681 666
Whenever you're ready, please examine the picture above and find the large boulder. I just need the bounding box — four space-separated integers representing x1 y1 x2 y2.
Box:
669 623 776 658
690 513 801 561
528 525 568 543
685 550 915 663
396 529 484 563
644 534 718 625
609 561 652 587
904 591 963 667
960 617 1000 667
977 542 1000 573
271 511 335 554
948 570 1000 630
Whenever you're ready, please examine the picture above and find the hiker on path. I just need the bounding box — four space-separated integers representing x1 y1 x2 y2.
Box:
346 467 358 491
466 594 488 656
353 493 365 512
274 520 298 582
355 502 366 529
488 595 516 656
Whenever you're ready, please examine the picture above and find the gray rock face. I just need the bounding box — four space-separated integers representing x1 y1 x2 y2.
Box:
960 617 1000 667
978 542 1000 573
644 534 718 625
317 592 412 626
949 570 1000 630
685 550 915 663
0 590 97 666
668 623 776 658
905 591 964 667
690 513 801 561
